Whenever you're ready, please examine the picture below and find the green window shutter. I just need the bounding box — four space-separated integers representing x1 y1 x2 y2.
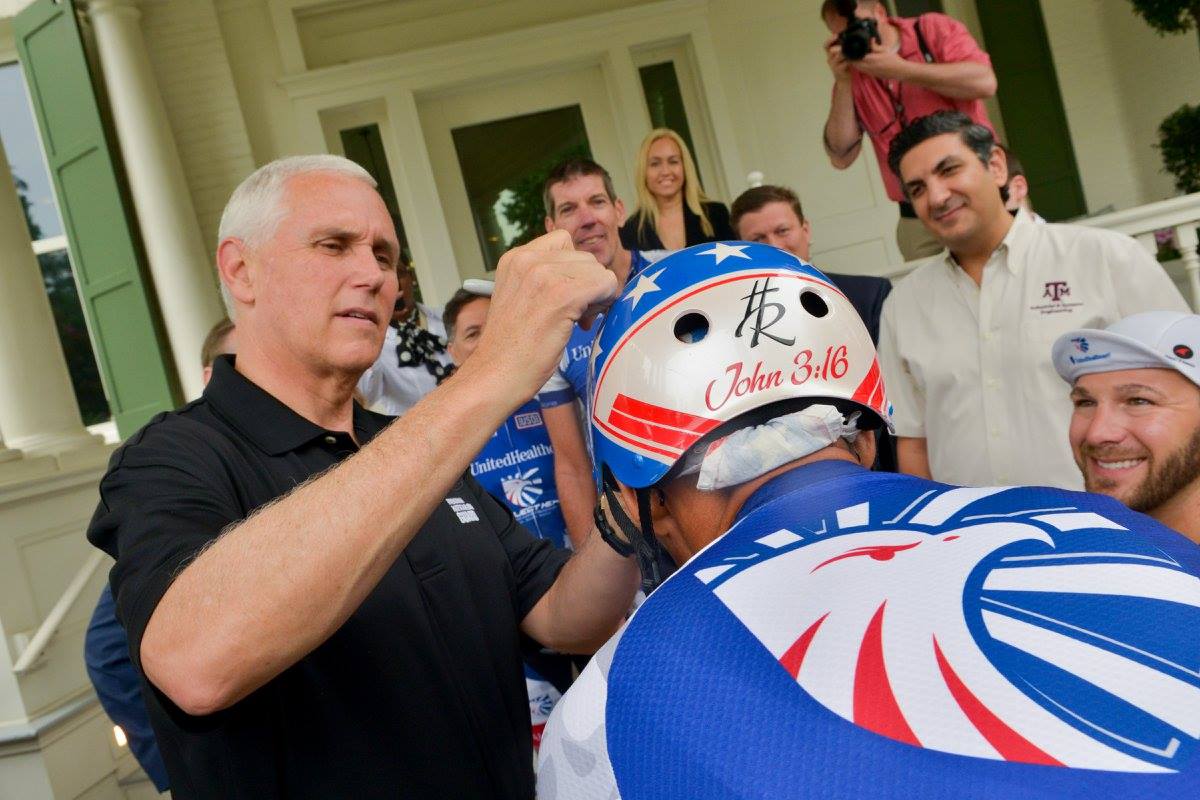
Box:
14 0 179 437
976 0 1087 221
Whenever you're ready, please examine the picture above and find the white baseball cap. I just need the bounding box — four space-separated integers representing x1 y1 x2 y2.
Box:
1052 311 1200 388
462 278 494 296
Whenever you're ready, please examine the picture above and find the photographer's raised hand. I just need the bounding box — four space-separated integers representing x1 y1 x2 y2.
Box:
848 37 908 80
823 33 852 84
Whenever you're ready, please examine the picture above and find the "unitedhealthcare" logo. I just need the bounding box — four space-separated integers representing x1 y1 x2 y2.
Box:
470 443 554 476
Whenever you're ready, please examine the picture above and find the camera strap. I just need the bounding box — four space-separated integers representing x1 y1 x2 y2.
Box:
914 19 935 64
881 19 937 133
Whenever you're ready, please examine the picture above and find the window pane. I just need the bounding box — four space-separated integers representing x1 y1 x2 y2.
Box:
339 124 413 267
637 61 702 185
892 0 943 14
38 249 111 425
452 105 591 271
0 61 63 240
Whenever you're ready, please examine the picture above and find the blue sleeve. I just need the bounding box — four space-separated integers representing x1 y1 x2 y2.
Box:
84 585 170 791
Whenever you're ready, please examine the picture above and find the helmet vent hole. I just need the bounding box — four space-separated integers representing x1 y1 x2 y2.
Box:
800 291 829 318
673 312 710 344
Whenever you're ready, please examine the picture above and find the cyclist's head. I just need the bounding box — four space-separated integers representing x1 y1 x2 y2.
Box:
589 242 891 584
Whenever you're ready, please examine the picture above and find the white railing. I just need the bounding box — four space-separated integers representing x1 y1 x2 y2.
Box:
11 550 106 675
878 192 1200 311
1080 192 1200 310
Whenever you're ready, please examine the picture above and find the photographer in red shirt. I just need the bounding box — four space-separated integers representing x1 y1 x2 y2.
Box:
821 0 996 260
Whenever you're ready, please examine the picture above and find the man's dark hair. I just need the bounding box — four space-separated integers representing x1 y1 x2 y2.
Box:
730 185 806 235
819 0 878 21
997 143 1024 178
443 288 487 343
887 110 996 182
542 157 617 218
200 317 235 368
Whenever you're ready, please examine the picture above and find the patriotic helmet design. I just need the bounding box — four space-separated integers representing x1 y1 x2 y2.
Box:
589 242 893 489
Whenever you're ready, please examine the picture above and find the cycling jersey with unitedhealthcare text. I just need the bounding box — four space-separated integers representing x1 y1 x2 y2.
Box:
470 399 568 549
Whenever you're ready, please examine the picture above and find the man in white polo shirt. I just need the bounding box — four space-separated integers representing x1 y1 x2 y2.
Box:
878 111 1188 489
1053 311 1200 543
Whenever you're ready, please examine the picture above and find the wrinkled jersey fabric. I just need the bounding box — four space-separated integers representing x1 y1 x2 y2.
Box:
539 461 1200 800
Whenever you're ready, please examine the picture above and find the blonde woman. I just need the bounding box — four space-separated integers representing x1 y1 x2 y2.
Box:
619 128 734 251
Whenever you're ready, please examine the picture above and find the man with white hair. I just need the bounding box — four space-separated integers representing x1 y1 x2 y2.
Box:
1054 311 1200 543
87 155 639 799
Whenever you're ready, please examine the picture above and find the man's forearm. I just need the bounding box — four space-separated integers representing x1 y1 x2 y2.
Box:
892 60 996 100
140 361 519 715
897 436 933 479
556 460 598 549
541 402 597 549
824 79 861 167
525 526 639 654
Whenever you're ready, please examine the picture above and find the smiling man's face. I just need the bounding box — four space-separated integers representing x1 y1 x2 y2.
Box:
1069 368 1200 514
544 173 626 269
898 133 1008 254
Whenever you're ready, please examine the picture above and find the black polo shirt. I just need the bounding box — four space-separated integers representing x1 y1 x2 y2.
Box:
86 355 571 799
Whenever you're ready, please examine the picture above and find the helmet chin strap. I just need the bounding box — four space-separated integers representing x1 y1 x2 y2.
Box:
595 465 677 595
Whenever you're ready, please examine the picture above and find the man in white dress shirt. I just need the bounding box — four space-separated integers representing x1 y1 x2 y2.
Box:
878 111 1187 489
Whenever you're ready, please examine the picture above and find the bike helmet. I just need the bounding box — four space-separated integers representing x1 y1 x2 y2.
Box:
588 242 893 590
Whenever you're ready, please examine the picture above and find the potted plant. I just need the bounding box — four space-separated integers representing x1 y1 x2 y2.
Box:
1158 104 1200 194
1128 1 1200 192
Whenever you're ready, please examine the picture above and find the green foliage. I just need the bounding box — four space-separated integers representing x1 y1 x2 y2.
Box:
37 251 111 425
497 143 591 250
1157 103 1200 193
12 170 43 240
1128 0 1200 35
11 170 108 423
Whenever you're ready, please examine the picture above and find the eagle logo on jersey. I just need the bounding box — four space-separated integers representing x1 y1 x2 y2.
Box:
501 467 545 509
697 486 1200 773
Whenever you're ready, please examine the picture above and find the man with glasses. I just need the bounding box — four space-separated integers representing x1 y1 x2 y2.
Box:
821 0 996 260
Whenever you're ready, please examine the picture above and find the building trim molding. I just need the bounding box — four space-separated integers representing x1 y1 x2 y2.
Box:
277 0 709 101
0 692 98 750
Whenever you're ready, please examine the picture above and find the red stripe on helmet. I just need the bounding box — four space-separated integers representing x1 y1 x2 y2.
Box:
851 357 883 410
612 393 723 436
607 408 708 453
594 416 682 460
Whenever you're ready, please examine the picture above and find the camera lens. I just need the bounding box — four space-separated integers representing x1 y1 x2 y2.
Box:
838 18 876 61
840 27 870 60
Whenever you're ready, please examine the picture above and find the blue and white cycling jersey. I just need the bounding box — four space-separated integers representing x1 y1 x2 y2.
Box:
538 461 1200 800
537 249 665 411
470 399 568 549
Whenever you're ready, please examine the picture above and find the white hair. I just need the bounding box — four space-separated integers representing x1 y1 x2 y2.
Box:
216 155 378 315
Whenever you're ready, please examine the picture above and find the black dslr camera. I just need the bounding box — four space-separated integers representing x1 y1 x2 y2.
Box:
835 0 881 60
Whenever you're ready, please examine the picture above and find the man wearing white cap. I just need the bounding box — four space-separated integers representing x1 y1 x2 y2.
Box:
1053 311 1200 543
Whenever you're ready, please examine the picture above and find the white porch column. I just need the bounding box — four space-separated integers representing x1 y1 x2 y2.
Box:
1175 223 1200 312
0 138 104 459
89 0 224 401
